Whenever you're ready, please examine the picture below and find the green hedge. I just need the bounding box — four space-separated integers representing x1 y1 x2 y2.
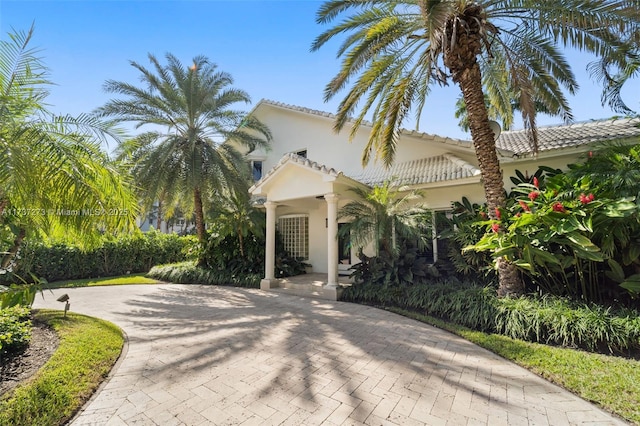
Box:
2 231 198 284
342 282 640 355
148 261 261 288
0 306 31 357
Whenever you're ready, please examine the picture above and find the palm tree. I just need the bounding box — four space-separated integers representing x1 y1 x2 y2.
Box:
97 54 271 242
338 181 430 257
312 0 639 296
209 187 265 258
1 26 137 269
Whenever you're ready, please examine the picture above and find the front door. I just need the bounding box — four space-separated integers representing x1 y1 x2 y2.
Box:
338 223 351 275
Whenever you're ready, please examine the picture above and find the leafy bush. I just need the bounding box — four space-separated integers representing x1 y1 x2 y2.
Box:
467 165 640 303
342 282 640 355
0 306 32 356
350 239 441 287
0 282 40 309
199 230 309 279
148 261 261 288
1 230 198 284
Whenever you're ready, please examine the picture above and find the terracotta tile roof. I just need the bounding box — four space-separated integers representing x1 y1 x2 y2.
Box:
497 117 640 155
351 153 480 186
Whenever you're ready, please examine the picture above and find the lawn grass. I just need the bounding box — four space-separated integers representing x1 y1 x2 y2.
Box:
45 273 161 289
389 307 640 425
0 310 124 426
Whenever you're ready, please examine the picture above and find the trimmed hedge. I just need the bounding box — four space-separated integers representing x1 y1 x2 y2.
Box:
2 231 198 284
342 282 640 355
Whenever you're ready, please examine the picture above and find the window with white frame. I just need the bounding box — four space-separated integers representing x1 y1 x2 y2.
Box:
278 214 309 260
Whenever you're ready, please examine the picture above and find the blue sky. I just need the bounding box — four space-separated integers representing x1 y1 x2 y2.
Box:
2 0 638 141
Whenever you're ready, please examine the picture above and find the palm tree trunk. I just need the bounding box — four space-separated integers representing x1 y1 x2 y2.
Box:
2 227 26 269
237 229 245 257
457 61 524 297
194 188 206 242
156 198 163 231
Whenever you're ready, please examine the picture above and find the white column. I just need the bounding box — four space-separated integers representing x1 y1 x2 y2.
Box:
324 193 339 287
261 201 277 289
432 213 438 263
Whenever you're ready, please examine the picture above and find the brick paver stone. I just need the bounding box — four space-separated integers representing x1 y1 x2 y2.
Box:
34 285 628 425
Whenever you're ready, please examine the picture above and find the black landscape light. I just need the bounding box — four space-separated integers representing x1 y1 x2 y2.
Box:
56 293 70 317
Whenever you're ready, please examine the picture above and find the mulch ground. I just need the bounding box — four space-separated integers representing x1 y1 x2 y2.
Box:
0 319 59 396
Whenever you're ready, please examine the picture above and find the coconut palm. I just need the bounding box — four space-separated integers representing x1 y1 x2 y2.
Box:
1 26 137 270
338 181 430 257
312 0 639 296
97 54 271 242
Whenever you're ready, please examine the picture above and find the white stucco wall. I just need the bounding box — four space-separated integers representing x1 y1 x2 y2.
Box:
246 103 477 179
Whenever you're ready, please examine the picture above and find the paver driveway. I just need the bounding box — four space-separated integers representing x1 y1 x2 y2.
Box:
34 284 627 425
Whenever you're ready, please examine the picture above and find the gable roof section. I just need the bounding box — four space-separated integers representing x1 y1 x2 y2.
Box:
249 152 360 194
351 153 480 187
251 99 474 152
498 117 640 155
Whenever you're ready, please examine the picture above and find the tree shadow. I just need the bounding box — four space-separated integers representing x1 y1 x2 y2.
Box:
105 285 572 422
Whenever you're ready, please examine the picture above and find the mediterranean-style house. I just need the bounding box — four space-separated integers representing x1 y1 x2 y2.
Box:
238 99 640 299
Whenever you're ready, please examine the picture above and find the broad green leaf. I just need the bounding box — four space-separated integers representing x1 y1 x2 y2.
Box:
620 274 640 295
607 259 625 283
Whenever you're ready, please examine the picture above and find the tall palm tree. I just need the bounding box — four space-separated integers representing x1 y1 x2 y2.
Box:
97 54 271 242
1 26 137 269
312 0 639 296
338 181 430 257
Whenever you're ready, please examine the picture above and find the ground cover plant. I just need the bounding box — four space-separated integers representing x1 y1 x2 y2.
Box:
342 282 640 356
389 307 640 424
149 261 261 288
0 310 124 426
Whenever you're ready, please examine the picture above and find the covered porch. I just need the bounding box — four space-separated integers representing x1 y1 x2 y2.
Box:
250 154 365 301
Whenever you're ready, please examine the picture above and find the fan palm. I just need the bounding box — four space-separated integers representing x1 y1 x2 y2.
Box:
1 26 137 269
338 181 430 257
312 0 639 296
97 54 271 242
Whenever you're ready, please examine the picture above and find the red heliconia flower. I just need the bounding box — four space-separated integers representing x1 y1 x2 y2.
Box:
479 211 488 220
579 193 596 204
495 207 501 220
518 200 531 212
552 202 566 213
588 151 593 158
533 176 539 188
491 223 500 233
528 191 540 201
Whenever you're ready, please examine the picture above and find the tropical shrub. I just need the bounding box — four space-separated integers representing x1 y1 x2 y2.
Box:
438 198 496 286
458 146 640 304
0 306 31 356
350 238 441 287
199 229 309 280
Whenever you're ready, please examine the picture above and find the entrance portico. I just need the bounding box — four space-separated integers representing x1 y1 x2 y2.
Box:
250 153 364 300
